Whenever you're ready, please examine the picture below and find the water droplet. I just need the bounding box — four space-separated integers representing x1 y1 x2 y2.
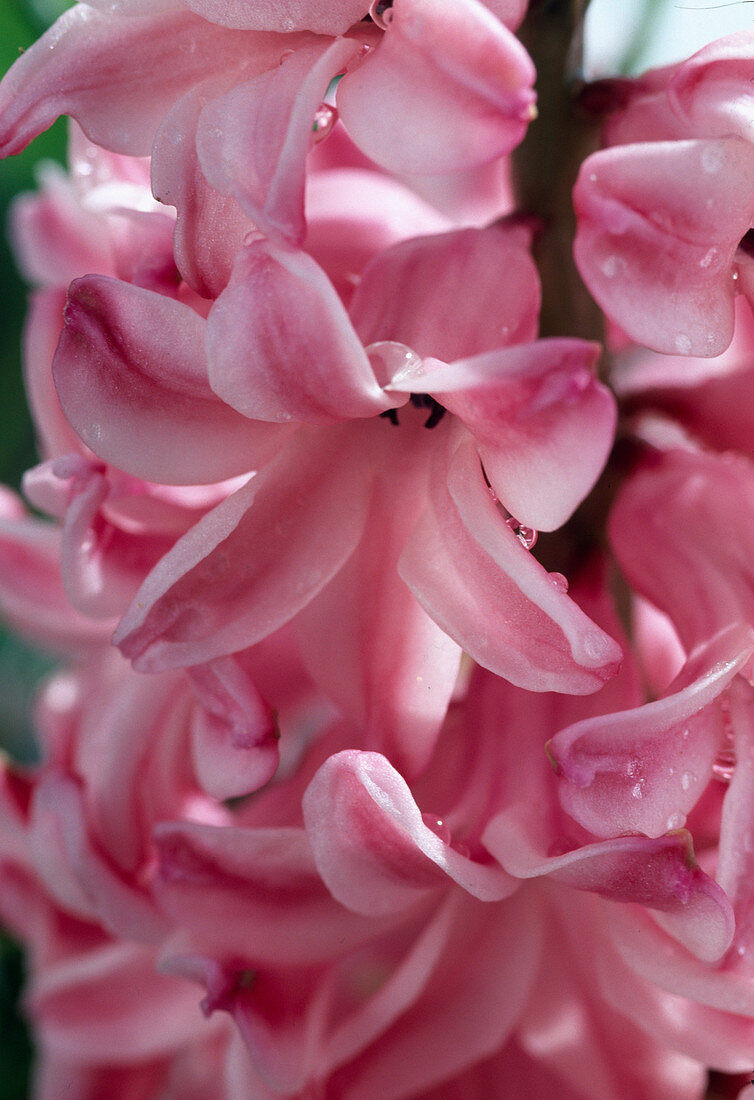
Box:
367 340 422 388
312 103 337 143
674 333 692 355
421 812 451 845
699 247 721 270
369 0 394 29
549 572 569 594
712 750 736 782
701 143 726 174
278 48 294 65
666 813 685 831
631 782 644 799
736 943 747 957
681 772 694 791
506 516 537 549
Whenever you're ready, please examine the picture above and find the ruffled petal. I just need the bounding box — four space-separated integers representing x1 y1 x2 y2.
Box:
548 624 754 840
574 139 754 356
197 37 361 244
337 0 536 174
115 428 371 671
390 339 616 532
189 656 280 799
180 0 370 34
53 275 282 484
398 433 622 693
303 751 516 917
206 238 394 422
349 225 540 363
0 5 270 157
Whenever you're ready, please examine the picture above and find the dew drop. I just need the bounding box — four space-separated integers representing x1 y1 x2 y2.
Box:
312 103 337 143
674 333 692 355
367 340 422 388
369 0 394 29
549 572 569 594
631 782 644 799
681 772 693 791
278 48 294 65
699 247 721 270
666 813 685 831
701 143 726 174
506 516 538 549
421 812 451 845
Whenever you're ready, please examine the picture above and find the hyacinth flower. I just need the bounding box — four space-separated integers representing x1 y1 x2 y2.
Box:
574 32 754 357
51 219 619 774
0 0 536 298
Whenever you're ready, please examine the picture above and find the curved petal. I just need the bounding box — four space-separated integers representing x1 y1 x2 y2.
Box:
349 225 540 362
181 0 370 34
115 428 371 672
0 6 270 157
53 275 282 484
574 138 754 357
154 821 386 965
151 81 254 298
303 751 516 917
337 0 535 175
207 239 393 423
609 449 754 653
197 37 361 244
398 433 622 693
392 339 616 532
189 656 280 800
548 624 754 840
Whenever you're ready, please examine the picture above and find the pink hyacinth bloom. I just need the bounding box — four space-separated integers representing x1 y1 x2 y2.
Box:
574 33 754 356
52 221 619 773
0 0 535 295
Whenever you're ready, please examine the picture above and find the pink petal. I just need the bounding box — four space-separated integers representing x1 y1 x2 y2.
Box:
549 624 754 840
668 31 754 144
22 291 84 461
53 275 282 484
574 139 754 356
196 37 361 244
337 0 536 175
294 423 460 777
0 492 110 652
349 225 540 363
303 751 516 917
30 940 208 1062
206 239 394 422
189 656 280 800
609 450 754 653
115 428 370 671
181 0 370 34
399 433 623 693
0 6 268 157
151 81 254 298
154 821 386 965
392 339 616 532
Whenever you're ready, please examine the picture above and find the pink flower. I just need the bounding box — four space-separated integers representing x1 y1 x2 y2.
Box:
0 0 536 295
52 222 619 773
574 33 754 356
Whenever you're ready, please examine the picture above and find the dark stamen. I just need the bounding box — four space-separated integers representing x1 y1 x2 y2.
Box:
410 393 447 429
738 228 754 259
380 408 400 426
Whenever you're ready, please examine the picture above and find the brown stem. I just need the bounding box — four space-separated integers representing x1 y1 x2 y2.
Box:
511 0 604 346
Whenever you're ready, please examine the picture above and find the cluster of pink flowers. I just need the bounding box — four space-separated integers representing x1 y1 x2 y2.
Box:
2 1 754 1095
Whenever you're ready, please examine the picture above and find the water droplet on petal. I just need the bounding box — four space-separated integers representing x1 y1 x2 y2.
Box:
369 0 394 29
367 340 422 388
312 103 337 143
681 772 694 791
278 48 294 66
701 143 726 174
674 333 692 355
421 812 451 845
712 751 736 782
506 516 538 549
666 813 685 831
549 572 569 594
631 781 644 799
